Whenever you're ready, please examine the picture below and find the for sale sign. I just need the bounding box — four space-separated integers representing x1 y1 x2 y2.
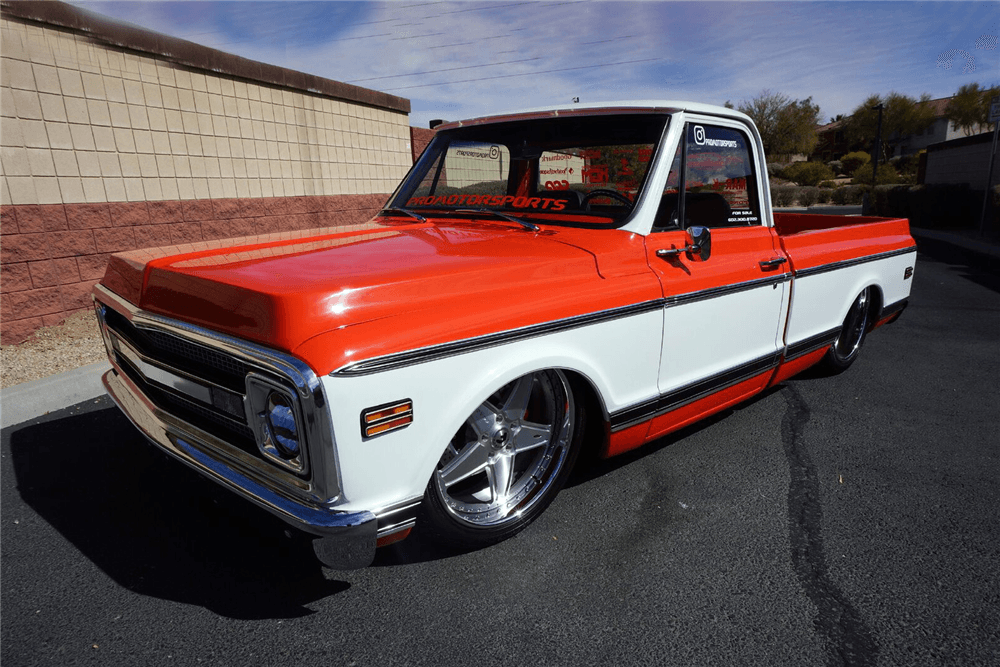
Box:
989 95 1000 123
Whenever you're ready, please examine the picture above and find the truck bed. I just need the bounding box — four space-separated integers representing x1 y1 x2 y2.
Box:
773 213 914 274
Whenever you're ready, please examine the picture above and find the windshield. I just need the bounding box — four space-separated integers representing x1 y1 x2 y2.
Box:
387 113 670 228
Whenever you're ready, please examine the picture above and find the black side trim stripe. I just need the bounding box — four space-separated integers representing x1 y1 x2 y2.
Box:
610 351 782 432
335 299 665 376
334 274 791 377
665 273 791 308
880 298 908 320
784 327 841 361
794 246 916 279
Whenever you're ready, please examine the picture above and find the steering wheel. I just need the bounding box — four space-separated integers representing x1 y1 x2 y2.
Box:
582 189 633 210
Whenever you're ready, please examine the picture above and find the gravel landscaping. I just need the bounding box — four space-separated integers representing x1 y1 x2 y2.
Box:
0 310 106 388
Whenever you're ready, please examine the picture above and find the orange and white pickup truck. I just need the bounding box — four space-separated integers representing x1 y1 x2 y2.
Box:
93 101 915 568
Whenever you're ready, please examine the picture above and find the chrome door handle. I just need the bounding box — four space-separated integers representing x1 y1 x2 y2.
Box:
657 247 688 258
759 257 787 269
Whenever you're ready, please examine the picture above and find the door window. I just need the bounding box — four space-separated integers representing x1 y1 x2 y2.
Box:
654 123 762 230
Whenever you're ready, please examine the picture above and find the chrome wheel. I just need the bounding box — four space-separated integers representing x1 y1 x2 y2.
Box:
426 370 578 539
823 288 872 372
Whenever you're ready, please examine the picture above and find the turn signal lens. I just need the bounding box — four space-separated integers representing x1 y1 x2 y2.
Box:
362 400 413 439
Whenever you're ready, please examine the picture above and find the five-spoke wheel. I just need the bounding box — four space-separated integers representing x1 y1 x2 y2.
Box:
420 369 581 548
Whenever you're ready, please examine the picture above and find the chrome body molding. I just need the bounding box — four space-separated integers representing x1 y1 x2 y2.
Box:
333 274 792 378
333 298 666 377
373 497 423 538
93 283 343 506
610 350 783 432
102 368 377 569
784 326 841 361
663 273 792 309
793 246 917 279
880 298 908 321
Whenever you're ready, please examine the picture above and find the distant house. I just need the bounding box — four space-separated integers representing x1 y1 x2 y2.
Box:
894 97 969 157
813 96 988 162
813 119 848 163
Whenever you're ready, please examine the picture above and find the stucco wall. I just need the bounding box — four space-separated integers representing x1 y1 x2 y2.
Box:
0 2 414 344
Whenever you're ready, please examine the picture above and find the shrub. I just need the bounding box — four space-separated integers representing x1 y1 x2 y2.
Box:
840 151 870 176
818 180 837 189
831 185 866 205
781 161 836 186
816 188 832 204
890 154 921 176
851 162 900 185
827 160 843 176
766 163 785 179
797 187 819 207
845 185 867 205
770 185 797 207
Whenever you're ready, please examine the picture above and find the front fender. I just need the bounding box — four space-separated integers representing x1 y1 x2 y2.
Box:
318 308 662 513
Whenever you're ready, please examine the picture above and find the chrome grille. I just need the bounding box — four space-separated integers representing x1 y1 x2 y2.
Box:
144 328 250 381
100 307 267 460
103 307 246 392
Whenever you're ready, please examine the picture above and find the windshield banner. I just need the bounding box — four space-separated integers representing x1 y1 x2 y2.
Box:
407 195 568 210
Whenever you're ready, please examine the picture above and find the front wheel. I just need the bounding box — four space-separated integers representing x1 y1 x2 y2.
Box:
821 288 872 373
419 369 582 550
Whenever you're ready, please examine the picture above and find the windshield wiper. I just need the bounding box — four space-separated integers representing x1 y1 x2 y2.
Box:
454 208 540 232
381 207 427 223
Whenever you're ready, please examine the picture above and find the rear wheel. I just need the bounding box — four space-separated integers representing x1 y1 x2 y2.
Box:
821 288 872 373
420 369 581 549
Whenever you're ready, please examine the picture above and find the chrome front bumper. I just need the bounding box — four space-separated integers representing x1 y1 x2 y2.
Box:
103 368 378 569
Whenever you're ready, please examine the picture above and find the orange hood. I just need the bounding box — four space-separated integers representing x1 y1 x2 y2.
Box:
100 217 657 373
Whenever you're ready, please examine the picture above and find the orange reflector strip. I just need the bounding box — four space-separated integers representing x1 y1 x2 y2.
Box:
364 402 411 424
361 399 413 439
365 415 412 438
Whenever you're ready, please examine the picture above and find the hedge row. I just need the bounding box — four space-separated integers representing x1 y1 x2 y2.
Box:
865 183 1000 231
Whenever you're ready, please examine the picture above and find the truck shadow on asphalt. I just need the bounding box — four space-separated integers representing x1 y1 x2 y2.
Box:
7 402 349 619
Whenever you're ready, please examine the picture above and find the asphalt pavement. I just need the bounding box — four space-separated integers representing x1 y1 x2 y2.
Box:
2 231 999 666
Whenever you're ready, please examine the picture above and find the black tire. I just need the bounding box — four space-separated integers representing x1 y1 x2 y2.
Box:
820 288 872 373
418 369 582 550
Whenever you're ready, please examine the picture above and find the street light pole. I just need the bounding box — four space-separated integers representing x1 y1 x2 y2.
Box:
866 103 885 215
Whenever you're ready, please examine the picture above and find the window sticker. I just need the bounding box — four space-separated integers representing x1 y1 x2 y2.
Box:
407 195 568 210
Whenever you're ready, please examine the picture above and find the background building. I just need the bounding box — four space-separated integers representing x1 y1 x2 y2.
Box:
1 1 420 344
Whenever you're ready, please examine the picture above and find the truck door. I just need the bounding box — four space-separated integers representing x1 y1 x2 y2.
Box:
642 119 789 439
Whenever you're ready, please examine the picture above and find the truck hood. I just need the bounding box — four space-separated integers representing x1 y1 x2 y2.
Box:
102 218 617 363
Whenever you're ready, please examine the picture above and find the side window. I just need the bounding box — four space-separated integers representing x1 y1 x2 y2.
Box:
684 124 761 227
653 142 682 229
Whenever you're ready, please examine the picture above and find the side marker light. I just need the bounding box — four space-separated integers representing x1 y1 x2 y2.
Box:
362 400 413 439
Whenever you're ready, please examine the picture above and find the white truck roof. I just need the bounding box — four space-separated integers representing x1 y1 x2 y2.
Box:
437 100 755 130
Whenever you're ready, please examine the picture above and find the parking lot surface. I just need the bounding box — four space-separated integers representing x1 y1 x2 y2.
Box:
2 243 998 667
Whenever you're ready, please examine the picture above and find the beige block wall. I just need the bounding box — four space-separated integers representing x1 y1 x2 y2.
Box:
0 16 413 207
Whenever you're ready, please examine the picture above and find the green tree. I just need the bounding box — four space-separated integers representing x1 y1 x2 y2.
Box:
945 83 1000 135
736 90 821 159
843 92 936 161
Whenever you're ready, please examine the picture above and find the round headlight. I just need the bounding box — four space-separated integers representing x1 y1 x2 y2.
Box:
265 392 299 459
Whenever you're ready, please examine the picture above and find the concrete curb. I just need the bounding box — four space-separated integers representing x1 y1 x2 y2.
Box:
0 361 110 430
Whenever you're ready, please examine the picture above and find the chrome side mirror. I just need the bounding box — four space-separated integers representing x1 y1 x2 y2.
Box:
687 225 711 261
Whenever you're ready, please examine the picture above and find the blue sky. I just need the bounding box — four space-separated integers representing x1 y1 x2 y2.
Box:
73 1 1000 128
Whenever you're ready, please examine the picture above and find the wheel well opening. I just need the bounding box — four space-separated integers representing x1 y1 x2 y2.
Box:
866 285 884 330
563 370 609 468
